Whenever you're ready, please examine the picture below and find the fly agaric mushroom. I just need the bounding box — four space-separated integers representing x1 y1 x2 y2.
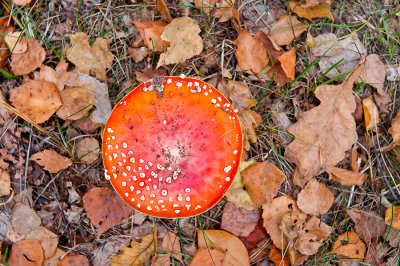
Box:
102 76 242 218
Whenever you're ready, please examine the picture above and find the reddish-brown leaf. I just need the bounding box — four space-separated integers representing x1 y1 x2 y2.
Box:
59 254 90 266
7 239 44 266
221 201 260 237
133 20 167 52
332 231 366 259
239 219 267 251
326 166 367 186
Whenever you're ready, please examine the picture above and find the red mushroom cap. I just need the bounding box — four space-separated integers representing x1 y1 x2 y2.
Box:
102 76 242 218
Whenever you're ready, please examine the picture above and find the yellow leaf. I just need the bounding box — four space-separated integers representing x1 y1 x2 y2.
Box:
111 234 155 266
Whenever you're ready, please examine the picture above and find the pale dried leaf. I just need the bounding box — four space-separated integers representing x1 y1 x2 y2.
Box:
10 79 62 124
233 29 268 74
221 202 259 237
190 248 224 266
66 32 114 81
193 0 217 14
10 38 46 75
4 32 27 54
289 0 333 20
197 229 249 266
327 166 367 186
133 20 167 52
268 16 308 46
27 226 58 259
0 169 11 197
242 161 285 206
385 206 400 230
30 150 72 173
7 239 44 266
214 0 235 22
76 137 99 164
284 62 363 181
332 231 366 259
11 203 41 235
362 96 379 131
157 17 203 67
297 178 334 215
111 234 155 266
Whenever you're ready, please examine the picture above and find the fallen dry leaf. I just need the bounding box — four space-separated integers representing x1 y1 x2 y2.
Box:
285 61 363 185
234 29 269 74
239 220 268 251
239 110 261 151
0 169 10 196
10 38 46 75
157 17 203 67
347 209 387 244
59 254 90 266
76 137 99 164
13 0 31 6
0 26 12 69
153 232 182 265
43 248 66 266
7 239 44 266
350 145 360 172
221 201 260 237
82 187 132 236
225 160 257 210
326 166 367 186
385 206 400 230
242 161 285 206
111 233 155 266
10 79 62 124
66 32 114 81
11 203 41 235
289 0 333 20
214 0 236 22
197 229 249 266
297 178 334 215
56 86 95 120
268 244 289 266
135 68 168 83
190 248 224 266
268 15 308 46
383 109 400 150
156 0 172 22
4 31 27 54
311 33 366 79
217 79 257 112
332 231 366 259
27 226 58 259
133 20 167 52
279 48 296 80
362 96 379 131
193 0 217 14
38 65 66 92
360 54 391 106
262 195 307 250
129 46 148 63
30 150 72 173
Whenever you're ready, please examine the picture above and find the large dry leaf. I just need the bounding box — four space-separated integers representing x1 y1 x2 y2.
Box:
27 226 58 259
360 54 391 105
133 20 167 52
225 160 257 210
234 29 269 74
153 232 182 265
157 17 203 67
30 150 72 173
311 33 366 79
385 206 400 230
10 79 62 124
7 239 44 266
66 32 114 81
289 0 333 20
242 161 285 206
284 62 363 184
190 248 224 266
197 229 249 266
332 231 366 259
262 195 307 250
76 137 99 164
111 234 154 266
221 202 260 237
326 166 367 186
82 187 132 237
362 96 379 131
10 38 45 75
297 178 334 215
11 203 41 235
268 15 308 46
0 170 10 197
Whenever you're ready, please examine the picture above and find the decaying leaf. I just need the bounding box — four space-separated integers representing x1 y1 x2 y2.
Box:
221 201 260 237
297 178 334 216
111 234 155 266
0 169 10 197
10 38 45 75
362 96 379 132
234 29 269 74
129 46 149 63
239 220 268 251
268 15 308 46
10 79 62 124
360 54 391 106
59 254 90 266
76 137 100 164
242 161 285 206
197 229 249 266
4 32 27 54
311 33 366 79
135 68 168 83
326 166 368 186
133 20 167 52
190 248 224 266
332 231 366 259
82 187 132 236
289 0 333 20
157 17 203 67
225 160 257 210
7 239 44 266
347 209 387 244
385 206 400 230
268 244 289 266
285 61 363 185
262 195 307 250
66 32 114 81
30 150 72 173
153 232 182 265
12 203 41 235
214 0 236 22
27 226 58 259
